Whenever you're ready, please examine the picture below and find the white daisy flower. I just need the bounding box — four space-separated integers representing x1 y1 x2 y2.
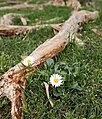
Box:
22 56 34 66
50 74 63 88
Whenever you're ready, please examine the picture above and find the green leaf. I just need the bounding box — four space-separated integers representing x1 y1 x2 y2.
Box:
54 64 59 72
73 66 80 77
53 88 61 97
44 58 54 68
70 82 82 91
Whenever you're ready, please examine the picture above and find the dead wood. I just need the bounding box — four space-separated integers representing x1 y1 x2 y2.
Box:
0 13 22 25
51 24 62 35
67 0 81 11
92 29 102 37
0 24 62 36
0 0 96 11
53 0 81 10
0 1 54 11
0 3 43 10
0 1 23 5
0 10 99 119
53 0 64 6
53 0 95 10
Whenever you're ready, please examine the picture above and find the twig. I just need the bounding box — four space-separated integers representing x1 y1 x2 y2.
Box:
92 29 102 37
0 23 61 36
0 3 43 10
0 13 22 25
43 82 54 107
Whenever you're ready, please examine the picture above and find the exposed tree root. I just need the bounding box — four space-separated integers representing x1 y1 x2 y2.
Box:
0 10 99 119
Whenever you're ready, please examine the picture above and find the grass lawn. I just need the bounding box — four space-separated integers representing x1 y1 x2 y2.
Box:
0 0 102 119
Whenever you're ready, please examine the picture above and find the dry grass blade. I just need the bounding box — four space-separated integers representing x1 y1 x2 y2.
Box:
43 82 54 107
92 28 102 37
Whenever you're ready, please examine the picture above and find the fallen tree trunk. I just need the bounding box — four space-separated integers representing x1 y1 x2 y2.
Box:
0 10 99 119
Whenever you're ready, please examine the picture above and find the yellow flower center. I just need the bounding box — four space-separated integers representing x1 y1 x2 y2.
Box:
54 78 59 83
27 59 31 63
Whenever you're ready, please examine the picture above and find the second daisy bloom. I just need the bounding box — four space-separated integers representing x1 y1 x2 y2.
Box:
50 74 63 88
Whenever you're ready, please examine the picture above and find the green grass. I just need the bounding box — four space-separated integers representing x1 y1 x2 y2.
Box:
0 5 71 25
0 0 102 119
11 6 71 25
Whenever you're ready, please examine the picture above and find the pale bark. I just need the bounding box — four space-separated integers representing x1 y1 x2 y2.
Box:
0 3 43 10
54 0 81 10
0 13 22 25
92 29 102 37
0 10 99 119
0 24 61 36
67 0 81 11
0 1 22 5
54 0 64 6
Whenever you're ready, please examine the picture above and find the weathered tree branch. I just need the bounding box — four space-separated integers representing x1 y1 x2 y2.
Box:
0 13 22 25
0 1 23 5
0 3 43 10
0 24 61 36
0 10 99 119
